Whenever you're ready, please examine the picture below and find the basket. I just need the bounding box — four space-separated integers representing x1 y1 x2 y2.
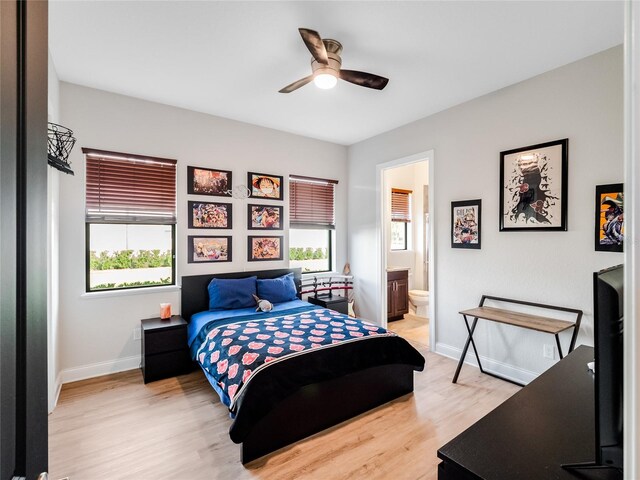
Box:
47 122 76 175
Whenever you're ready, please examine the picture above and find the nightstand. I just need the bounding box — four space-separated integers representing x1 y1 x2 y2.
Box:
307 293 349 315
141 315 192 383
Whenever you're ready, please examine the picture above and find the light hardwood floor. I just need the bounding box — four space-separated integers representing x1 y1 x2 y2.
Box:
49 317 519 480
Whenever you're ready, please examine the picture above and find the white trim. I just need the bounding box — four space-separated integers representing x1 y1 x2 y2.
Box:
435 342 537 386
624 2 638 477
48 372 62 414
80 284 181 299
60 355 141 385
376 150 436 351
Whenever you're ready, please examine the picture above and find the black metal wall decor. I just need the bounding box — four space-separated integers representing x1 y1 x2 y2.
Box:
47 122 76 175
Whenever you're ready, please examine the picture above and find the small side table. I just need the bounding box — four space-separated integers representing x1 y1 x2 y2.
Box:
141 315 192 383
307 294 349 315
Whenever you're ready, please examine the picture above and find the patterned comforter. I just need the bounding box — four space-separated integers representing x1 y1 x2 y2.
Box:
190 303 425 442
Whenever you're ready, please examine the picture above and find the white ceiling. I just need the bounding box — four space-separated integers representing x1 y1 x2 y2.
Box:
49 1 624 146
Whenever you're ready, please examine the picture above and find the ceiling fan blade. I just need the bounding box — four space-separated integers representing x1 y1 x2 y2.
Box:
279 75 314 93
339 70 389 90
298 28 329 65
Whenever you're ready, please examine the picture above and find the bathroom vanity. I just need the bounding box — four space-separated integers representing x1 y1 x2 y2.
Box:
387 269 409 321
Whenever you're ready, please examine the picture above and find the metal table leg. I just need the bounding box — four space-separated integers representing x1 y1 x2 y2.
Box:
452 315 479 383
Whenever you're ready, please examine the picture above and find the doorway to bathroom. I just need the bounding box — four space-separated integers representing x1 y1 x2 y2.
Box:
379 151 434 351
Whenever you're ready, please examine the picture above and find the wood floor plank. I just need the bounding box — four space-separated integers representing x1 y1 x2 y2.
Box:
49 317 519 480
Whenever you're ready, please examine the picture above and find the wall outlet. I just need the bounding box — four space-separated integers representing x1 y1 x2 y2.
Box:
543 344 555 359
133 327 141 341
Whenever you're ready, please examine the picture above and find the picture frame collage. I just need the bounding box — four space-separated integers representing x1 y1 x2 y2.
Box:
187 167 284 263
451 138 623 253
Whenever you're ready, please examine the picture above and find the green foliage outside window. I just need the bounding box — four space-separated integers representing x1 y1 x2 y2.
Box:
89 249 172 271
289 247 328 261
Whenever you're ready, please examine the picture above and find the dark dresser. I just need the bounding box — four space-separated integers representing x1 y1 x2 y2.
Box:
141 315 192 383
307 293 349 315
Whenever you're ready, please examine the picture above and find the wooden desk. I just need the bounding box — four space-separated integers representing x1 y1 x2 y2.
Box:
453 296 582 386
439 346 620 480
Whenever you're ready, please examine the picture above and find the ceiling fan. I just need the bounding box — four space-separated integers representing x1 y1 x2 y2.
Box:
279 28 389 93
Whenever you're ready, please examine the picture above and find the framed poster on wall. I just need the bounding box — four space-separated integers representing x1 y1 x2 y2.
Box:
595 183 623 252
187 166 232 197
247 235 283 261
500 138 568 231
187 235 232 263
188 201 232 229
247 204 283 230
451 199 481 249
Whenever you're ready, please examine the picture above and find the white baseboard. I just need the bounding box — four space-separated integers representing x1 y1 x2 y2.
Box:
48 372 62 413
60 355 140 385
435 342 538 385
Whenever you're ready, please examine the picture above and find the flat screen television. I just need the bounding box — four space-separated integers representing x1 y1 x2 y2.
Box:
563 264 623 476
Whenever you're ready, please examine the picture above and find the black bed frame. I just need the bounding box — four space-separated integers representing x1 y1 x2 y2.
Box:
181 268 416 464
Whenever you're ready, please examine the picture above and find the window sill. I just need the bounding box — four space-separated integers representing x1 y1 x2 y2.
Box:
301 272 353 281
81 284 181 299
302 271 341 277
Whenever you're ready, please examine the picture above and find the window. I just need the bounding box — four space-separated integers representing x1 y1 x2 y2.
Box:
83 148 177 292
391 188 412 250
289 175 337 273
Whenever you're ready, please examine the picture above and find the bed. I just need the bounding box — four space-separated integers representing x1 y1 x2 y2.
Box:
182 268 425 464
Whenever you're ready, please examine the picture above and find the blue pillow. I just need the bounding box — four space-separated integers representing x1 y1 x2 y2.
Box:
208 276 257 310
256 273 298 304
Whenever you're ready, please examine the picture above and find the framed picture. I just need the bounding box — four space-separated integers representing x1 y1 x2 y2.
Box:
187 166 232 197
247 204 283 230
451 199 482 249
248 172 283 200
248 235 283 261
595 183 623 252
187 236 231 263
500 138 568 231
188 201 232 229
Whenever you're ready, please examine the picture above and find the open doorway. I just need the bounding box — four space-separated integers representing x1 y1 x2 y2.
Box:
378 151 434 351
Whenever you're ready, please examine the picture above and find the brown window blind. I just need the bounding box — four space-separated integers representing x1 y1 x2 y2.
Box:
289 175 338 229
83 148 177 224
391 188 412 222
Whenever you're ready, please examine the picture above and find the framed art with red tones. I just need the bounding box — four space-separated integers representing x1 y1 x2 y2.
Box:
188 236 232 263
248 236 283 261
188 166 232 197
248 172 283 200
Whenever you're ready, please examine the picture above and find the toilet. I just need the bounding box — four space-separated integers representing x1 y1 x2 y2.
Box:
408 289 429 318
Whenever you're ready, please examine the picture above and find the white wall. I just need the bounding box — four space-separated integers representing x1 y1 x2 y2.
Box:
57 83 347 381
348 46 623 383
47 50 62 412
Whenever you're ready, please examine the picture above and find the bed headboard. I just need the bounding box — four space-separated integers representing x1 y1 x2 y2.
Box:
181 268 303 322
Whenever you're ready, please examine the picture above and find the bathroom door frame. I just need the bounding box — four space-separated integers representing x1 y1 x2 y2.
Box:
376 150 435 351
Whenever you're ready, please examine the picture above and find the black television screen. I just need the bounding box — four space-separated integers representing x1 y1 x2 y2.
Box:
593 264 623 470
562 264 623 476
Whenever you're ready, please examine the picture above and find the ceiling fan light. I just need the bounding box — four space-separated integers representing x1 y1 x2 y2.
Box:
314 73 337 89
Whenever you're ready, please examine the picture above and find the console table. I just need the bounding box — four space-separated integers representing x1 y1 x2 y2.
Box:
438 346 619 480
453 295 583 386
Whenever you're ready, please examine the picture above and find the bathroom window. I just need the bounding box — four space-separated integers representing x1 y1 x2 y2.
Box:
391 188 412 251
390 222 407 250
289 175 337 273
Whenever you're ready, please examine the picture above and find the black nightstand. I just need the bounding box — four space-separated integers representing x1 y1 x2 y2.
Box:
141 315 192 383
307 294 349 315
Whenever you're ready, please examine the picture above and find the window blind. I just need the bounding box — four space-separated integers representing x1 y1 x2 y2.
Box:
83 148 177 223
289 175 338 229
391 188 412 222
